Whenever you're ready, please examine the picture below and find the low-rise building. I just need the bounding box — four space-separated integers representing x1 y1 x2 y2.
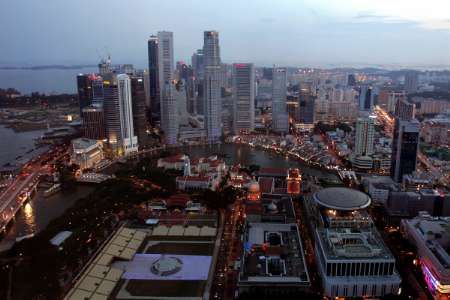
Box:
70 138 104 170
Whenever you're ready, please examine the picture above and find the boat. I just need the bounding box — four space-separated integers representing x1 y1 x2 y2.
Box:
43 183 61 197
16 233 34 242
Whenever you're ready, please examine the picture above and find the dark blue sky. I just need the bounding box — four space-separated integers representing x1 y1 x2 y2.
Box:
2 0 450 68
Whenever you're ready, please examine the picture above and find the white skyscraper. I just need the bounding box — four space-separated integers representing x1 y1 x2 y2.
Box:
272 68 289 133
158 31 178 145
117 74 138 154
355 116 375 156
232 63 255 134
203 31 222 142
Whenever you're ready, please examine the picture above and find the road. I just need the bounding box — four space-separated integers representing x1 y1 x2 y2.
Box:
0 145 67 232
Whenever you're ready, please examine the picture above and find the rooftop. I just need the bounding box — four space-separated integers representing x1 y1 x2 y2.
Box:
239 222 310 286
313 187 371 211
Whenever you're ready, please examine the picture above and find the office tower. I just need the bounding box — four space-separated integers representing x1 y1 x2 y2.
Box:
77 74 104 114
148 35 160 124
142 69 151 109
391 119 420 182
359 85 373 111
203 30 222 142
174 80 189 126
158 31 178 145
191 49 204 80
355 116 375 156
272 68 289 133
387 91 406 113
262 67 273 80
98 56 112 75
186 76 197 114
103 73 138 155
232 63 255 134
395 97 416 121
404 72 418 94
131 76 150 148
81 106 105 140
298 87 315 124
176 61 190 81
347 74 356 86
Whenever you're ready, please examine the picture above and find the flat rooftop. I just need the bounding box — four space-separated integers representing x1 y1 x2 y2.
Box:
317 226 394 261
314 187 371 211
239 222 310 286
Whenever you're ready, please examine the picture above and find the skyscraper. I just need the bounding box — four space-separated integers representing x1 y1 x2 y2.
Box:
103 73 138 155
347 74 356 87
298 85 315 124
359 85 373 111
391 119 420 182
77 74 104 114
148 35 160 124
272 68 289 133
131 76 150 148
232 63 255 134
395 97 416 121
191 49 204 80
81 106 105 140
203 31 222 142
158 31 178 145
404 72 418 94
355 116 375 156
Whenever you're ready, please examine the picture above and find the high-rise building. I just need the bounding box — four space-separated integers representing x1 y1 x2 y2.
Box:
232 63 255 134
394 97 415 121
272 68 289 133
312 188 401 298
298 87 315 124
77 74 104 116
359 85 373 111
404 72 418 94
355 116 375 156
191 49 204 80
81 105 105 140
158 31 178 145
203 30 222 142
148 35 160 124
347 74 356 86
103 73 138 155
391 119 420 182
98 56 112 75
131 76 150 148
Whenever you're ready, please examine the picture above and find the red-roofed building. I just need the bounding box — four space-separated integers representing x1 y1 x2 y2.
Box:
157 154 189 170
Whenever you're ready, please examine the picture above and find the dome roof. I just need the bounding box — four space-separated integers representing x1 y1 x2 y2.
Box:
313 187 371 211
248 181 260 193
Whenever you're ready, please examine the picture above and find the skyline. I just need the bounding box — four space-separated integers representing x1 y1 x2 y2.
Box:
1 0 450 68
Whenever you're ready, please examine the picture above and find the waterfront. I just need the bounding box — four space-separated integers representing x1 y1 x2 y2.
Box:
0 125 47 166
183 143 339 180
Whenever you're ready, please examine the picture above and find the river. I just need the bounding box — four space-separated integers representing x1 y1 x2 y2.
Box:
1 142 337 247
183 143 339 180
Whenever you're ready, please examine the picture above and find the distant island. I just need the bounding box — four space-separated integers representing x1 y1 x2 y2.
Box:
0 64 97 71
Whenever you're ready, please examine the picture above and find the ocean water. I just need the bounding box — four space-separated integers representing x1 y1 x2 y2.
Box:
0 67 97 94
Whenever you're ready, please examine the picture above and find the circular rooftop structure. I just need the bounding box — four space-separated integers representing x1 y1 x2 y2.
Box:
151 256 183 276
313 187 371 211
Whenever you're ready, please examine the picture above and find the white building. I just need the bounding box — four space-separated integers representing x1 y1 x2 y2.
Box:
355 116 375 156
203 31 222 142
232 63 255 134
117 74 138 154
272 68 289 133
312 188 401 298
158 31 178 145
401 213 450 298
70 138 104 170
